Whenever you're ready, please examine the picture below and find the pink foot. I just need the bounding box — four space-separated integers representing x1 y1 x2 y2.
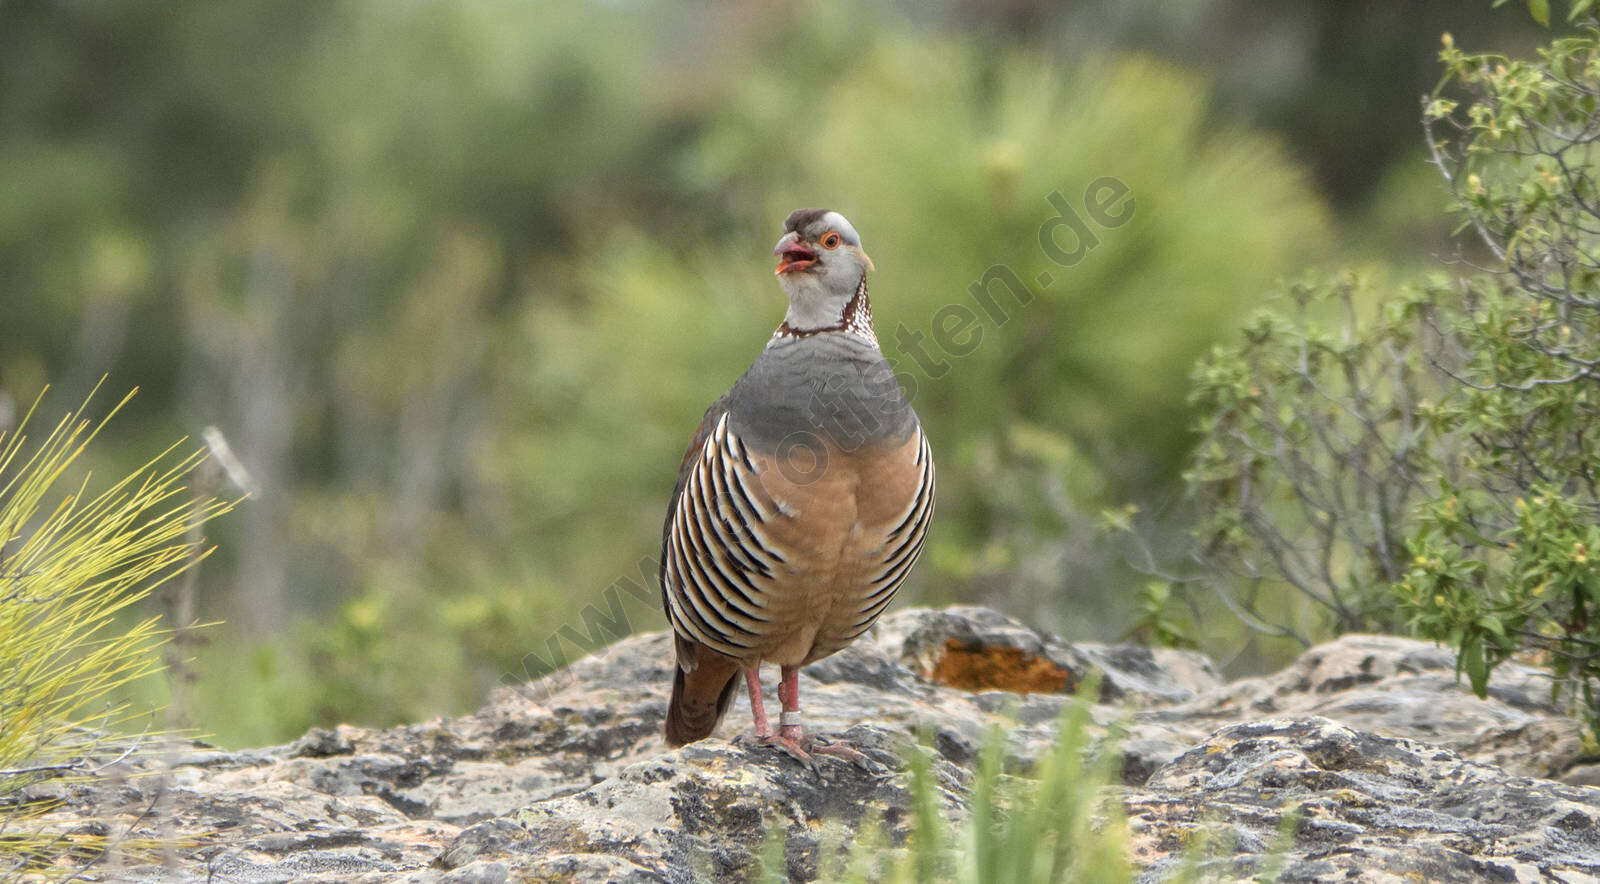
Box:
806 735 880 770
736 665 890 777
735 730 888 776
742 731 823 774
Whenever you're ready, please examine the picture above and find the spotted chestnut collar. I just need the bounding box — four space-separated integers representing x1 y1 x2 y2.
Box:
771 276 878 348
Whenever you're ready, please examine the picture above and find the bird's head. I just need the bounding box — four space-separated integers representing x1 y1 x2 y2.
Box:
773 208 874 331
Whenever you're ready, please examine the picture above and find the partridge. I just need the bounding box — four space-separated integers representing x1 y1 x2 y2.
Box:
660 208 935 768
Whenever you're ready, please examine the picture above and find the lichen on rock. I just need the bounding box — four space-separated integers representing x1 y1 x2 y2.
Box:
21 607 1600 882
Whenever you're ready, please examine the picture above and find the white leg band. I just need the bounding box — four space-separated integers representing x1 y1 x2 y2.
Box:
779 711 804 727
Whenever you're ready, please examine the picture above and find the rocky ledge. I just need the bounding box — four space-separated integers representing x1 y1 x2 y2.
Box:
19 606 1600 882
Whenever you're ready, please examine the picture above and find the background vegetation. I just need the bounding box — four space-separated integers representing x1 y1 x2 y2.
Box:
0 387 232 871
0 0 1564 746
1174 2 1600 737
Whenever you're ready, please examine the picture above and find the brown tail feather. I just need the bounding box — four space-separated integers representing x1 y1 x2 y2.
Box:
664 656 741 747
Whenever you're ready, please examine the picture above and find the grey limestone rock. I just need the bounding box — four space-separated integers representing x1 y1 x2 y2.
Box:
21 607 1600 881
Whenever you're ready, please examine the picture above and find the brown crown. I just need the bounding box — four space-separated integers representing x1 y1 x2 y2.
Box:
784 208 830 233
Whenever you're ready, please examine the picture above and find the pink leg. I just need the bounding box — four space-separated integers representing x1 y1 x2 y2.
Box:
745 667 772 739
733 664 818 770
783 665 880 769
747 665 881 774
778 664 804 743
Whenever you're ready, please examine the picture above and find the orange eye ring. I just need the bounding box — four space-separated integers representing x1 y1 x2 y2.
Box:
821 231 842 250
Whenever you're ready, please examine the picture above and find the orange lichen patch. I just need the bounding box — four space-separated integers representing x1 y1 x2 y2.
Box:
928 638 1073 694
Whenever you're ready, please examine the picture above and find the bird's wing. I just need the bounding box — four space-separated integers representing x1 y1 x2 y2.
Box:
658 397 755 745
659 395 731 620
660 400 799 665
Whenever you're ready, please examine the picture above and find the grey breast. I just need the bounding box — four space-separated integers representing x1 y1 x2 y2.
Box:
725 335 918 457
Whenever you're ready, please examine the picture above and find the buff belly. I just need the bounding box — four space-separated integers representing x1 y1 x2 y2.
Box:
741 431 927 666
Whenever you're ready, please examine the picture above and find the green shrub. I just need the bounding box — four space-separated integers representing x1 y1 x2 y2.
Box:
1176 16 1600 736
938 692 1131 883
1399 22 1600 733
1184 273 1447 642
0 386 233 872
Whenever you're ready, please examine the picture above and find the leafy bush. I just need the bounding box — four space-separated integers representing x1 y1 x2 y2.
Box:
1175 17 1600 735
1185 274 1447 642
0 386 233 872
1400 23 1600 732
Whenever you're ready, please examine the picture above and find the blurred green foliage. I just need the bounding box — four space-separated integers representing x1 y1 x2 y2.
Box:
522 40 1333 639
0 1 1550 744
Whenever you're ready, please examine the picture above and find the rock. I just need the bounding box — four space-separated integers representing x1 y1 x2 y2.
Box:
440 730 957 883
1566 763 1600 787
872 605 1223 703
1129 717 1600 883
287 725 359 758
439 860 510 884
21 607 1600 882
1158 633 1590 779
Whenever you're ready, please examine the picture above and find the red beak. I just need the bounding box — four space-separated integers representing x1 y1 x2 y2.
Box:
773 232 818 275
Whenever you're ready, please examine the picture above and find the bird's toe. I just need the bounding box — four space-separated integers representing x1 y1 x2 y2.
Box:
807 737 887 775
743 732 823 774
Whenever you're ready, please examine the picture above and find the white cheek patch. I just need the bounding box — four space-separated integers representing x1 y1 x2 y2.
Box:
821 212 861 248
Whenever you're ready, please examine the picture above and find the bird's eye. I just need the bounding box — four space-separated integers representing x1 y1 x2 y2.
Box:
821 232 842 250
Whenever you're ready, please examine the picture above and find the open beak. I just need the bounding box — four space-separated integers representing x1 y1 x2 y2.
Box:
773 232 818 275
